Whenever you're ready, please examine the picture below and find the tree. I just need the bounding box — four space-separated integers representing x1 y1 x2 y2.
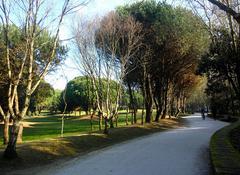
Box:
207 0 240 23
198 28 240 115
58 76 94 113
0 25 67 145
73 11 143 133
118 1 209 122
49 90 62 114
0 0 89 159
191 0 240 115
29 81 54 115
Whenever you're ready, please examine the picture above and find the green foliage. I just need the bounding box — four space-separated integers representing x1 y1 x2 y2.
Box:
29 81 54 114
0 25 67 114
198 28 240 115
65 76 93 112
117 1 209 118
58 76 120 112
49 90 62 114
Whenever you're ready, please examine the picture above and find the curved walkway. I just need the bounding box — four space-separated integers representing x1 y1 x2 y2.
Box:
37 114 228 175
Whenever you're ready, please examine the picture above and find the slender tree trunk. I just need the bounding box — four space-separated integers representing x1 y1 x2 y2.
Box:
109 117 114 128
141 108 144 125
103 116 108 134
98 112 102 131
161 87 168 119
155 107 162 122
131 111 134 125
4 119 20 159
90 114 93 131
145 103 152 123
125 110 129 125
127 82 137 124
145 75 153 123
133 109 137 124
115 114 118 127
17 124 23 144
3 118 9 145
183 97 186 114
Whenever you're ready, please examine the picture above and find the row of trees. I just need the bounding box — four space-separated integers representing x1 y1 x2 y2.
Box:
0 0 89 158
1 0 235 159
72 1 209 133
57 76 143 114
190 0 240 117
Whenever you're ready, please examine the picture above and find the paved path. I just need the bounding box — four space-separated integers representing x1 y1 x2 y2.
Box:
37 114 228 175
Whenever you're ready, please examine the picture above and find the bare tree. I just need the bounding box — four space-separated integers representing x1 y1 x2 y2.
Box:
0 0 89 159
73 11 143 134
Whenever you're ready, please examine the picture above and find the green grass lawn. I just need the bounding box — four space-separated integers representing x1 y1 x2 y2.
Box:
0 110 146 142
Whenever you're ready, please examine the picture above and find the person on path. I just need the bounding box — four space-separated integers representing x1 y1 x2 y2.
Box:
201 108 205 120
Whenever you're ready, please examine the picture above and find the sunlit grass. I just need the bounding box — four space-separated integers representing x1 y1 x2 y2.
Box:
0 110 150 143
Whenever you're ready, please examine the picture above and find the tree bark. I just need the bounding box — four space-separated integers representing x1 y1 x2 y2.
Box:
90 114 93 131
155 106 162 122
145 103 152 123
98 111 102 131
141 108 144 125
127 82 137 124
115 114 118 127
208 0 240 24
133 109 137 124
103 116 108 134
3 118 9 145
125 110 129 125
145 75 153 123
109 117 114 128
4 119 20 159
17 123 23 144
161 84 169 119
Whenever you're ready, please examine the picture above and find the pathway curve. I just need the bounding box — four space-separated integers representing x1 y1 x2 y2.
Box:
37 114 228 175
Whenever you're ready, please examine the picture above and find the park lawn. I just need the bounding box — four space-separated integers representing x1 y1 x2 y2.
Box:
0 112 186 174
0 110 146 142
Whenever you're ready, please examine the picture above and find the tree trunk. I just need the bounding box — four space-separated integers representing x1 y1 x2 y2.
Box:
103 117 108 134
133 109 137 124
17 124 23 144
145 75 153 123
183 97 186 114
109 117 114 128
161 89 168 119
174 108 180 118
115 114 118 127
3 118 9 145
127 82 137 124
131 111 134 125
125 112 129 125
155 108 161 122
145 103 152 123
4 119 20 159
141 108 144 125
90 114 93 131
98 112 102 131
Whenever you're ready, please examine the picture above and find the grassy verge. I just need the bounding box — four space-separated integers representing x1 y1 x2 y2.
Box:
210 120 240 175
0 118 185 174
0 111 144 142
